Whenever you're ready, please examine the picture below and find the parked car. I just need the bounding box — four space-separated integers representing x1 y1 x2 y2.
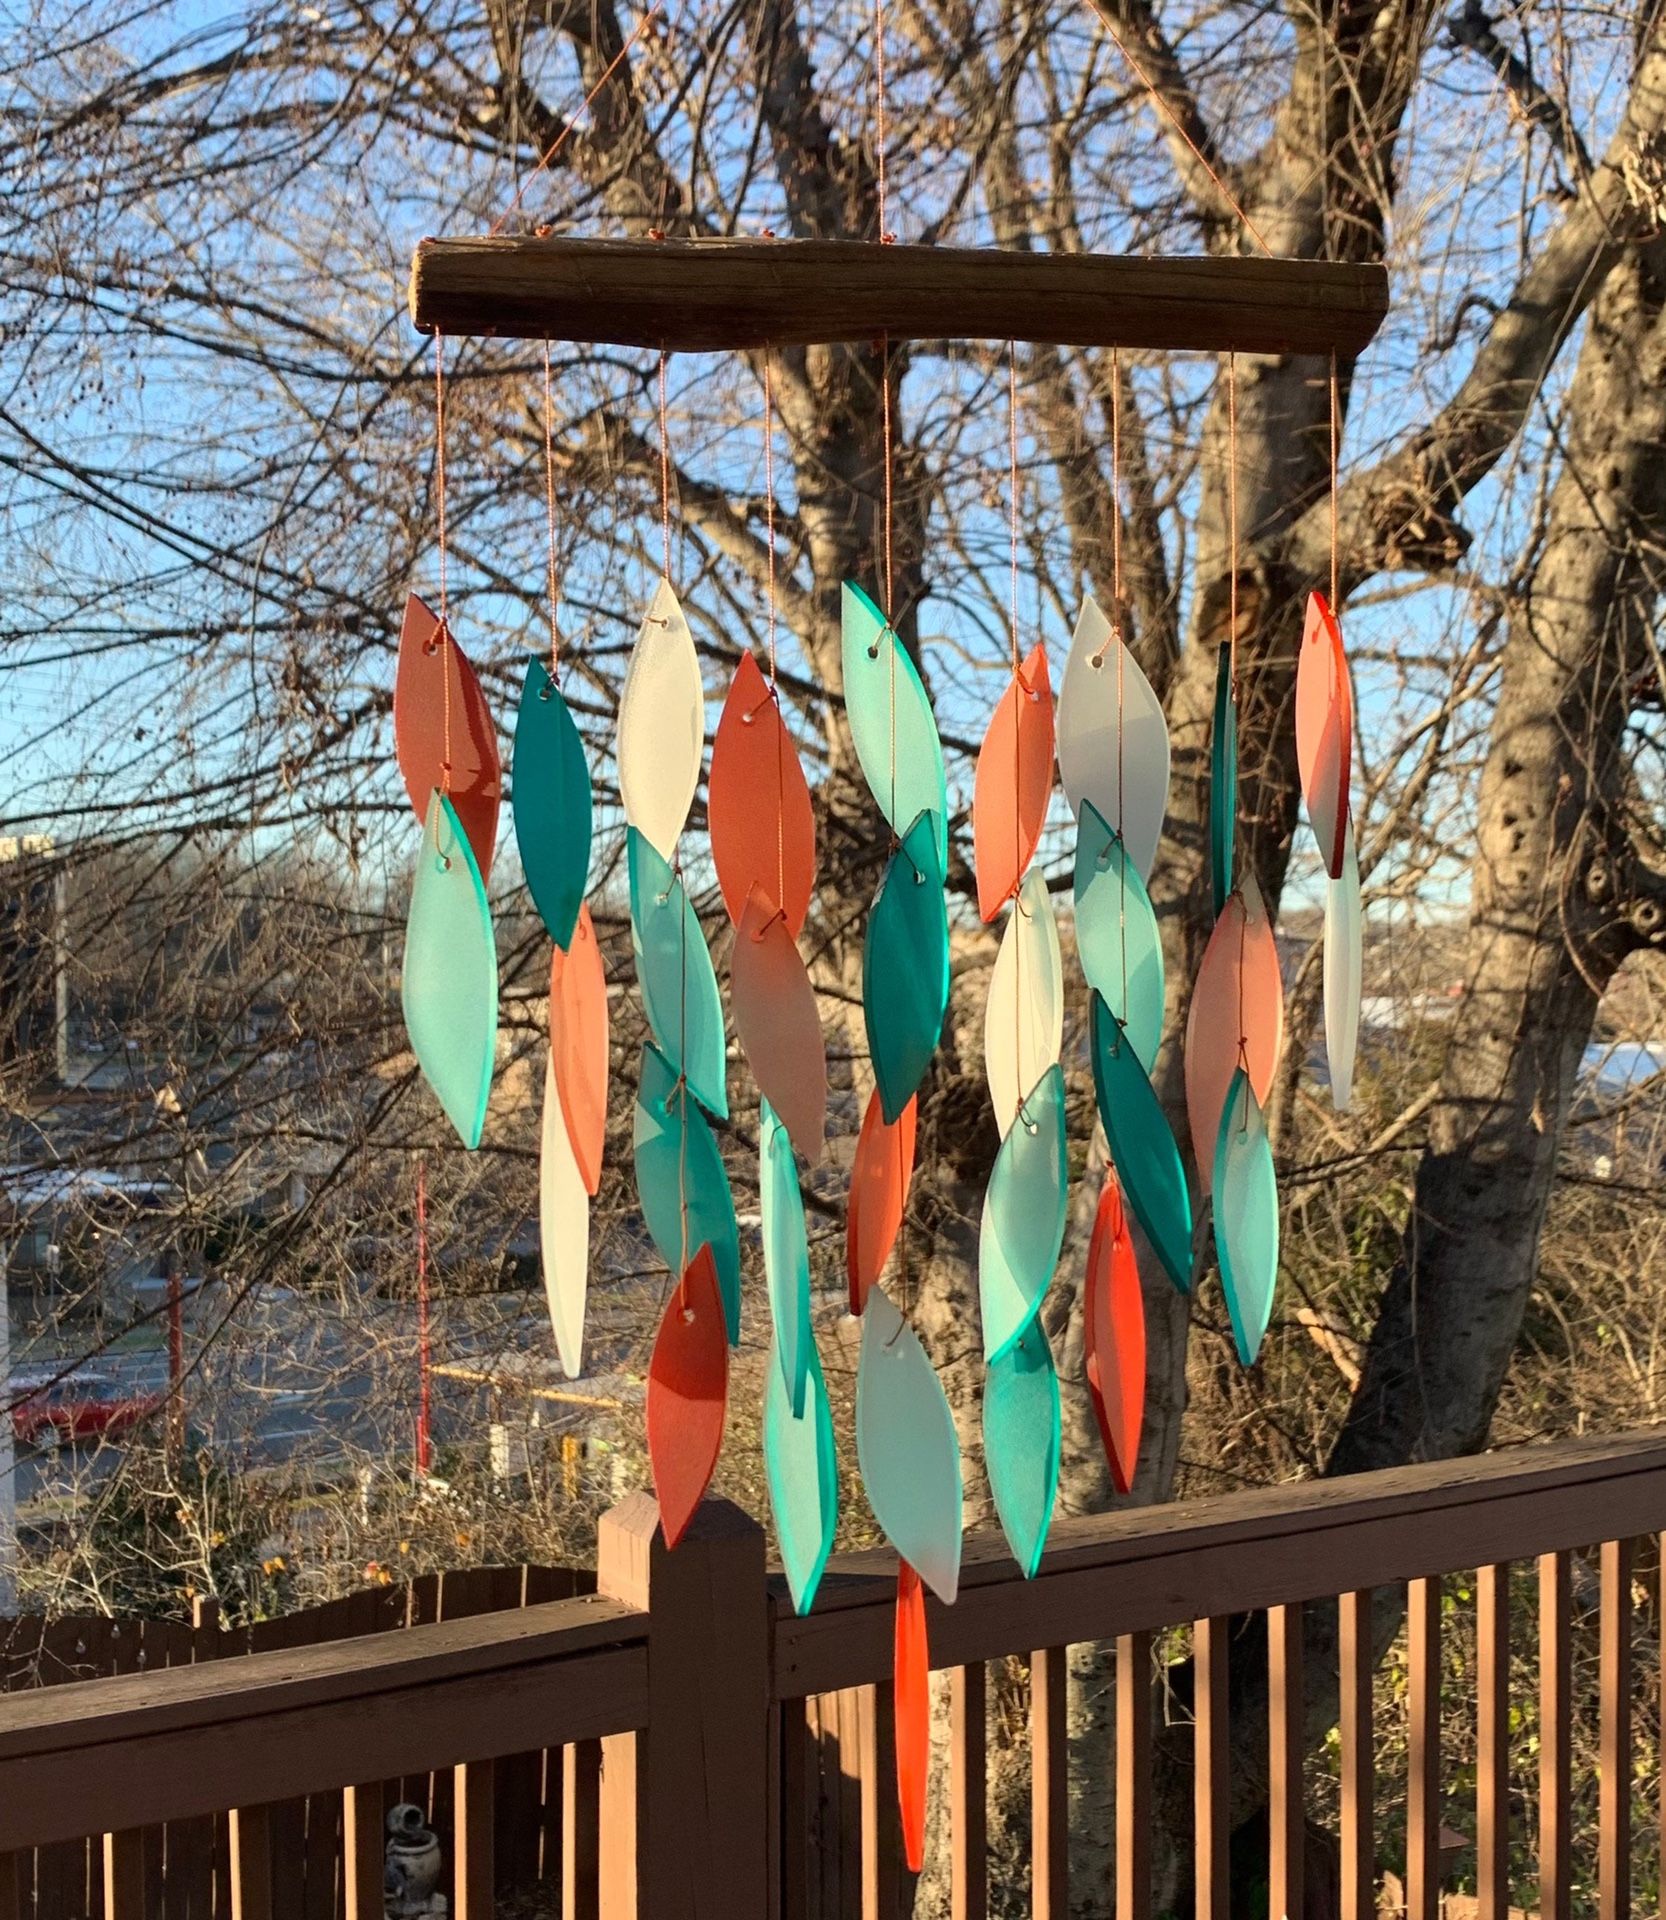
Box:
8 1366 162 1445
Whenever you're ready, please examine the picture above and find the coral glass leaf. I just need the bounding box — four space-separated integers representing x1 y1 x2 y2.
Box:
633 1044 741 1346
1213 1069 1280 1367
894 1562 929 1874
709 653 816 938
856 1284 963 1606
1056 595 1170 882
1084 1174 1145 1495
1073 799 1165 1077
618 578 704 863
548 905 608 1195
403 792 498 1150
764 1319 838 1616
840 583 948 869
627 828 729 1121
761 1098 813 1419
395 594 503 879
732 887 827 1163
1090 993 1193 1293
983 1315 1061 1579
862 810 949 1125
540 1050 588 1379
511 658 592 950
646 1244 729 1550
972 644 1055 922
847 1090 916 1316
1209 645 1238 920
984 867 1064 1138
1297 592 1354 879
1324 815 1363 1112
978 1064 1068 1364
1184 872 1284 1195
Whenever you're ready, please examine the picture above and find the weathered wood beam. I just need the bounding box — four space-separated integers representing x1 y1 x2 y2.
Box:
409 236 1390 356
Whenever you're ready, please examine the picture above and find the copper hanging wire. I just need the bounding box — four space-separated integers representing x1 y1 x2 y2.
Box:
658 351 673 584
1008 343 1027 1130
1111 348 1128 1035
1329 350 1341 611
434 332 453 799
542 340 561 683
1228 351 1251 1098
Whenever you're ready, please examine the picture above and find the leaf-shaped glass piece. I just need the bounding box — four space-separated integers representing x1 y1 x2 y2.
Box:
634 1044 741 1346
1184 872 1284 1194
862 810 949 1125
1213 1068 1279 1367
647 1244 728 1549
978 1063 1068 1363
856 1284 963 1606
984 867 1064 1138
840 583 948 868
709 653 816 937
628 828 728 1120
847 1090 915 1316
1084 1173 1144 1495
1209 645 1238 919
761 1097 812 1418
764 1320 838 1616
983 1314 1060 1578
540 1049 588 1379
1297 591 1353 879
1056 595 1170 882
618 578 704 863
549 904 608 1195
511 659 592 950
1324 814 1363 1112
1090 993 1193 1293
972 644 1055 922
395 594 503 879
732 887 826 1163
894 1562 929 1874
403 791 498 1150
1073 799 1165 1077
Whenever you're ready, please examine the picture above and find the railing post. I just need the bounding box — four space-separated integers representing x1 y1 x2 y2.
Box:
596 1492 770 1920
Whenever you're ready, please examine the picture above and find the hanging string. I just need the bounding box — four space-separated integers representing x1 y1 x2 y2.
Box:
1328 350 1340 611
658 352 673 583
763 353 788 919
542 340 561 682
873 0 893 242
1008 346 1022 679
434 331 453 796
1227 353 1239 695
1111 349 1129 1034
1008 342 1026 1125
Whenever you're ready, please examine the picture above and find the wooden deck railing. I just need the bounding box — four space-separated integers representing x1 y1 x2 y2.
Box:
0 1428 1662 1919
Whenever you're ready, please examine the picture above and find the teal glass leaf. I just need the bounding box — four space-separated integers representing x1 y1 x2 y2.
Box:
1213 1067 1279 1367
977 1063 1068 1363
840 582 948 869
511 659 592 951
982 1315 1060 1578
403 791 497 1150
1210 645 1238 920
633 1043 741 1345
1074 799 1166 1076
627 827 729 1120
862 809 949 1124
765 1320 838 1616
761 1098 812 1419
1090 992 1193 1294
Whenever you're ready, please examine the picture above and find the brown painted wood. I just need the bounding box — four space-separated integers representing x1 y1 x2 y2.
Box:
857 1684 899 1920
949 1665 986 1920
1030 1648 1067 1920
1660 1537 1665 1917
342 1786 383 1920
836 1691 862 1920
1538 1551 1571 1920
1598 1538 1632 1920
1406 1577 1440 1920
1192 1619 1228 1920
228 1808 271 1920
1475 1565 1509 1920
102 1832 144 1920
1337 1590 1373 1920
1116 1633 1151 1920
1268 1605 1302 1920
454 1763 495 1920
777 1696 809 1920
562 1743 601 1920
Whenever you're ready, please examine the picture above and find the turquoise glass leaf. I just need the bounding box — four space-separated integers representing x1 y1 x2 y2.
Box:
761 1098 812 1419
511 658 592 951
1214 1067 1279 1367
978 1063 1068 1363
840 582 948 868
1074 799 1166 1076
982 1314 1060 1578
862 809 949 1124
1090 992 1193 1294
764 1321 838 1615
403 791 497 1150
1210 645 1238 920
633 1043 741 1345
627 828 729 1120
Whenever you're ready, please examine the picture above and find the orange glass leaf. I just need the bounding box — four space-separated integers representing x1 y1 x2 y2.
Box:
1084 1173 1145 1496
394 593 502 878
1184 874 1284 1194
646 1244 728 1550
549 904 609 1196
710 653 816 938
1296 591 1353 878
972 644 1055 922
847 1090 916 1315
894 1560 929 1875
731 887 827 1163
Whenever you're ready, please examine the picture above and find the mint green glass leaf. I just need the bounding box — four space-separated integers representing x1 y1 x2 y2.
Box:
761 1098 812 1418
841 582 948 869
1210 645 1238 920
1074 799 1165 1076
982 1315 1060 1578
1090 992 1193 1294
511 659 592 951
1214 1067 1279 1367
633 1043 741 1344
403 791 497 1150
978 1064 1068 1363
628 827 728 1120
862 809 949 1124
765 1321 838 1615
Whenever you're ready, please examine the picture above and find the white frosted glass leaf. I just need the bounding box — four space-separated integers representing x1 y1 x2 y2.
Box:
840 582 948 869
618 578 704 862
1056 596 1170 882
1324 814 1363 1111
540 1049 588 1379
984 868 1063 1137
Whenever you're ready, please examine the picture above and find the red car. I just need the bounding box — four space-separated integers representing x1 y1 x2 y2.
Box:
9 1368 162 1445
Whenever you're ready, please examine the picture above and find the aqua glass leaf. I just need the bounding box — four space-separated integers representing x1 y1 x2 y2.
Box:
628 827 729 1120
511 658 592 951
1056 596 1170 883
862 809 949 1124
1090 992 1193 1294
633 1043 741 1345
403 791 497 1150
1210 645 1238 920
1324 814 1362 1111
978 1063 1068 1363
1073 799 1165 1076
982 1314 1060 1578
761 1097 812 1418
1213 1067 1279 1366
764 1321 838 1616
840 583 948 868
984 867 1063 1138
